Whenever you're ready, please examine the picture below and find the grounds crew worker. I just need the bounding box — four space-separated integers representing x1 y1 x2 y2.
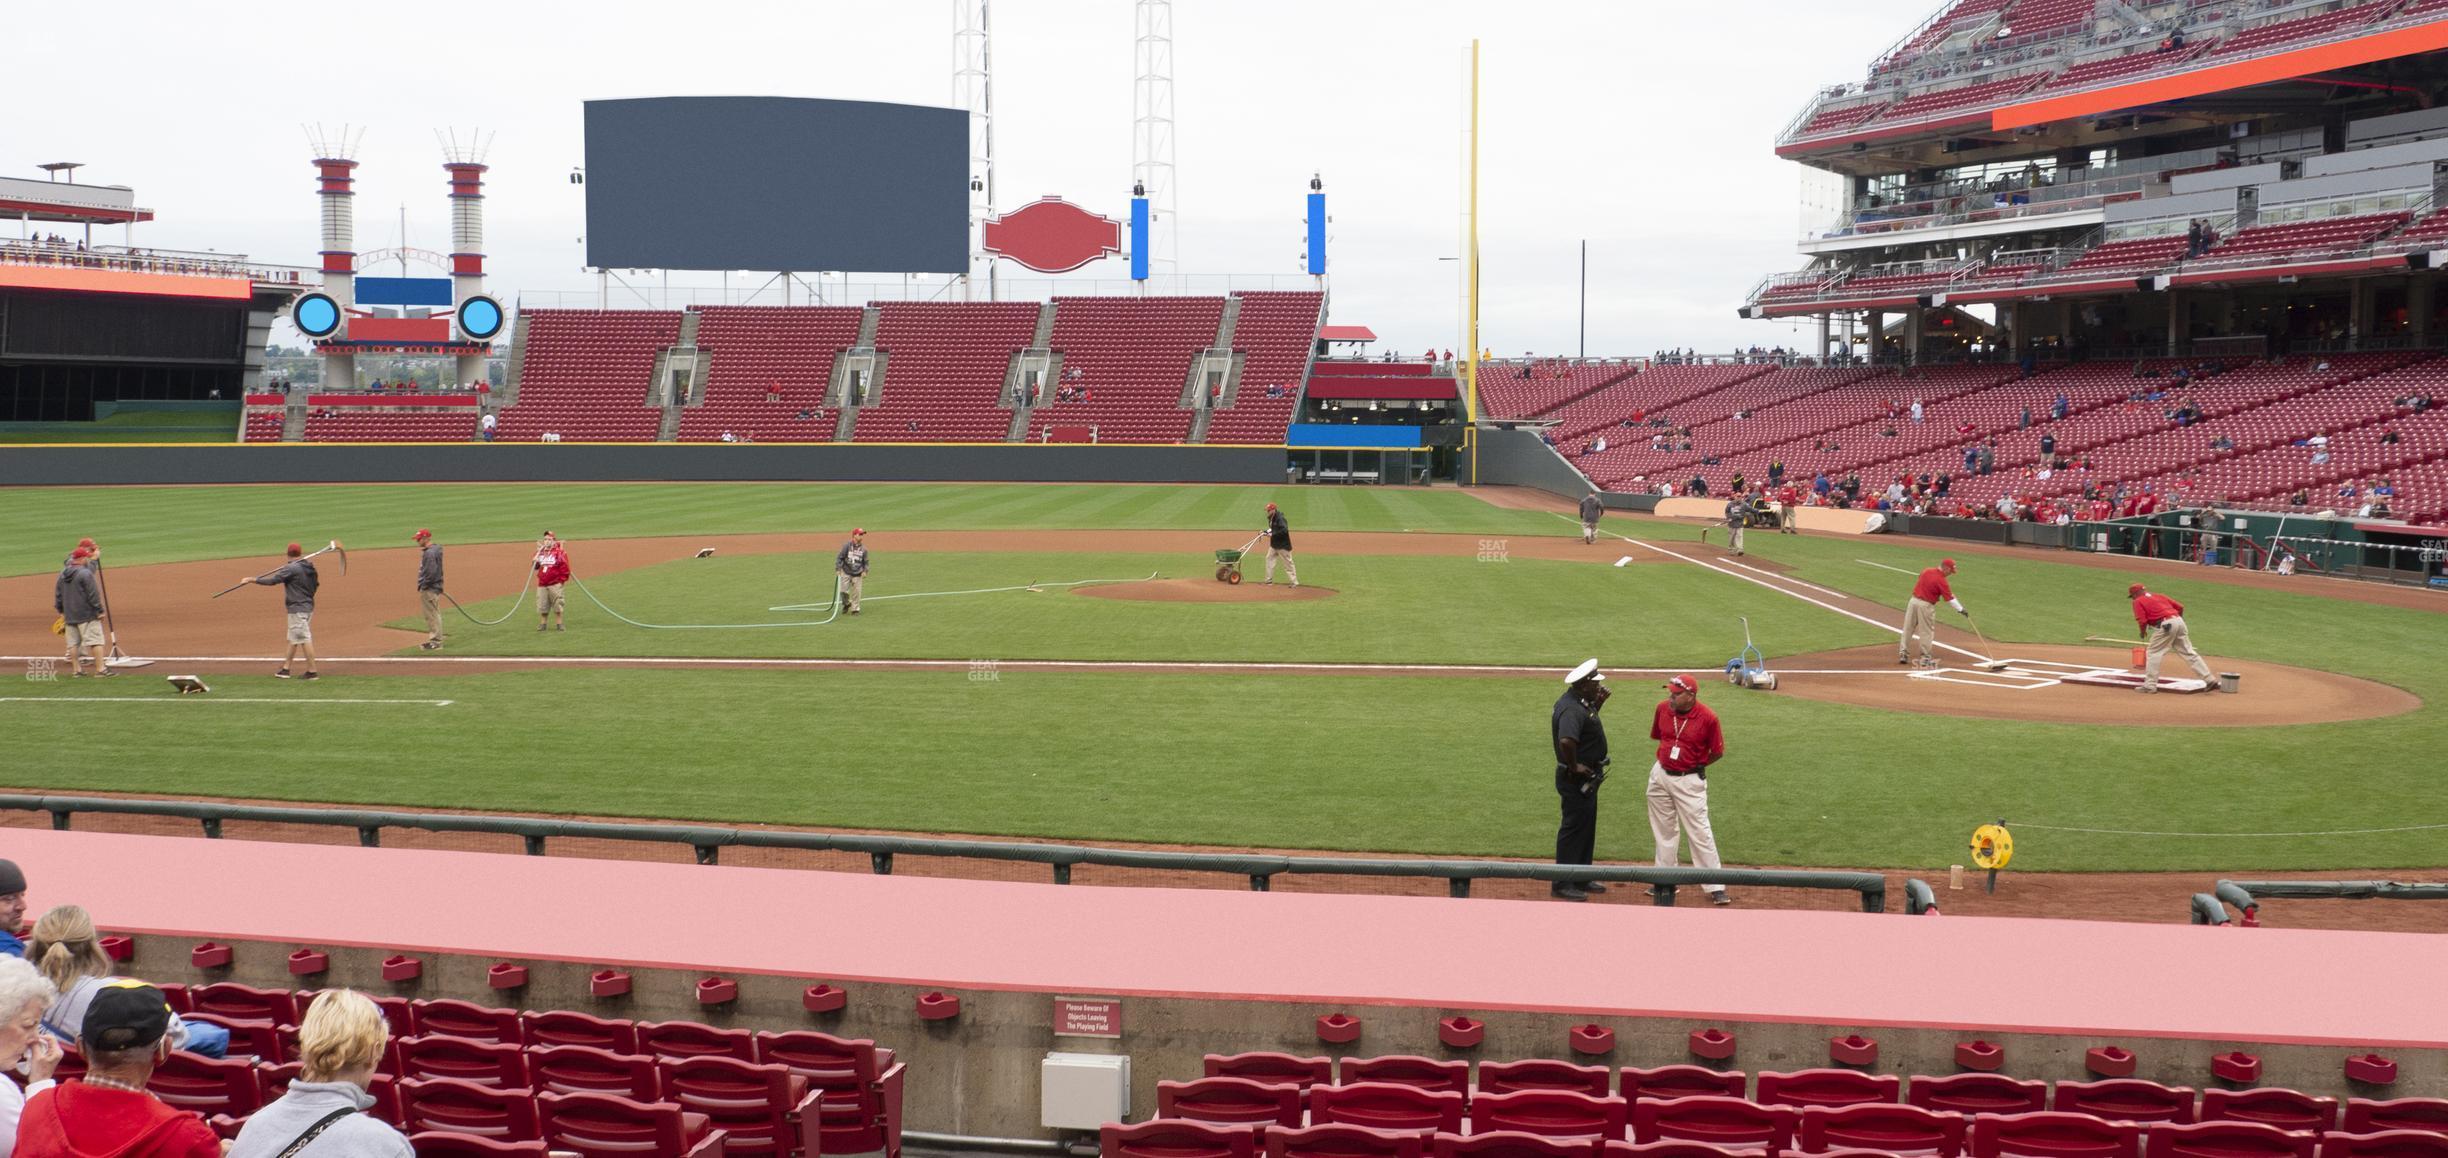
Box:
1263 502 1298 586
533 532 571 632
1899 558 1967 668
54 545 110 678
1721 489 1747 557
1550 659 1611 902
2130 583 2213 693
836 528 869 615
1579 490 1604 544
244 543 319 680
1648 674 1731 905
414 529 445 650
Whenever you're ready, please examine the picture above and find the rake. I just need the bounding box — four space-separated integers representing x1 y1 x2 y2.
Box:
212 540 348 598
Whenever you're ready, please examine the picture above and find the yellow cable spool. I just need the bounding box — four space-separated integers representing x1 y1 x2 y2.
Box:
1970 823 2014 870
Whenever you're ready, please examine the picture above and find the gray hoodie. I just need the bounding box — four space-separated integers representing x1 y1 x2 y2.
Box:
253 559 320 613
54 563 103 626
226 1080 410 1158
415 545 443 593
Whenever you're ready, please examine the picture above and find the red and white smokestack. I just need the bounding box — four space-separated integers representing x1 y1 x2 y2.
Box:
446 161 487 303
315 157 358 308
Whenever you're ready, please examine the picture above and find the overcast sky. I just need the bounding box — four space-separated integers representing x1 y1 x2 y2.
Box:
8 0 1932 356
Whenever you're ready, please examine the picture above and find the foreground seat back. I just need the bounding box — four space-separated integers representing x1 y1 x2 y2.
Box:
1159 1077 1307 1127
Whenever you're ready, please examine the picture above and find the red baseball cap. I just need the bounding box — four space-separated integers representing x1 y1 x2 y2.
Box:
1940 558 1957 573
70 547 93 561
2128 583 2146 598
852 527 865 536
286 542 303 556
1266 503 1278 511
413 528 432 541
1666 674 1699 694
77 538 96 550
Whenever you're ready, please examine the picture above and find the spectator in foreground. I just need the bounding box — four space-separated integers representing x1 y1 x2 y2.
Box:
228 990 411 1157
0 954 62 1154
15 980 220 1158
0 861 26 957
31 905 227 1059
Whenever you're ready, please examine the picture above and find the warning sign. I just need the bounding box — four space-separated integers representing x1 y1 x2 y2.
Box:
1055 997 1122 1039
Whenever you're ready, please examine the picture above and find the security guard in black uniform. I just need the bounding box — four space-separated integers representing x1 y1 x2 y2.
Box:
1551 658 1611 902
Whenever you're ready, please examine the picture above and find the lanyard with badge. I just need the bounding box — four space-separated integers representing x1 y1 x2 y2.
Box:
1666 710 1690 764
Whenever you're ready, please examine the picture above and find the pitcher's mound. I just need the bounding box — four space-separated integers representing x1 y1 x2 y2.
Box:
1079 579 1337 603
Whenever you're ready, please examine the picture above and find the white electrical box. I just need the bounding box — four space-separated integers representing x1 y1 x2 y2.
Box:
1042 1051 1131 1130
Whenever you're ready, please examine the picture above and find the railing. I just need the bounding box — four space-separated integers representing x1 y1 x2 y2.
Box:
519 273 1325 311
1815 171 2148 240
0 794 1892 910
0 239 314 285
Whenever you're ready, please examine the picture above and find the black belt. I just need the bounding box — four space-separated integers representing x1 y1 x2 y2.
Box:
1661 766 1707 779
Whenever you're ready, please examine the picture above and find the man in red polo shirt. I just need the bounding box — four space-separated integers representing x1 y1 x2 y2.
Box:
1776 482 1801 534
2130 583 2213 692
1899 558 1968 668
1647 675 1732 906
16 980 220 1157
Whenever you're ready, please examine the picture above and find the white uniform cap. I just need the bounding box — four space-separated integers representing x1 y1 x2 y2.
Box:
1566 659 1603 684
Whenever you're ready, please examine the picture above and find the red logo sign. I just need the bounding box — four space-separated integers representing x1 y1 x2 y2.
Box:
1054 997 1122 1038
983 198 1124 273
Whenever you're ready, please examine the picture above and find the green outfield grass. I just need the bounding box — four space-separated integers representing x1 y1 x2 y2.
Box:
0 410 239 445
6 483 2445 872
0 483 1570 578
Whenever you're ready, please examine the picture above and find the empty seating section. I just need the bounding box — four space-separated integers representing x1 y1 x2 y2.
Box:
496 309 680 441
1798 100 1893 136
2050 235 2189 278
1825 270 1956 300
1477 362 1640 421
2001 0 2098 38
124 987 903 1158
857 301 1041 442
678 306 863 441
1579 366 1963 486
1877 73 2049 125
2210 1 2393 57
2386 208 2448 249
1878 0 2016 73
300 411 476 442
2199 213 2409 263
242 410 284 442
1207 291 1326 443
1019 296 1221 443
2038 44 2207 92
1541 366 1777 447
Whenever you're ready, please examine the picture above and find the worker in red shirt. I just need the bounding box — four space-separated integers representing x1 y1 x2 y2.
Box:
1647 675 1732 906
2130 583 2213 692
1776 483 1801 534
1899 558 1967 668
533 532 573 632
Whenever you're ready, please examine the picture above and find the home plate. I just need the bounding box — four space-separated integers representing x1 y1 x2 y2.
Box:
1615 556 1634 567
1913 667 2058 690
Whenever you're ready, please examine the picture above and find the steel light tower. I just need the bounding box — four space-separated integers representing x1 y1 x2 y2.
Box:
305 124 363 391
1133 0 1177 287
440 128 494 388
954 0 995 300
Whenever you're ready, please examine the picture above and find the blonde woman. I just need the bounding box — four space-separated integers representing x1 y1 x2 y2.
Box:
229 990 410 1157
26 905 229 1059
0 955 61 1155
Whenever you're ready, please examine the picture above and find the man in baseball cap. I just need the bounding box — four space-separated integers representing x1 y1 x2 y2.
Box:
414 529 446 650
16 979 222 1156
1549 659 1612 901
1649 674 1733 905
1899 558 1967 668
55 544 109 678
836 528 870 616
0 859 25 957
1262 503 1298 587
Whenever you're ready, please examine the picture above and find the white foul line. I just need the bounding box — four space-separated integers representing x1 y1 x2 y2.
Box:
0 697 455 706
0 655 1920 678
1854 558 1919 575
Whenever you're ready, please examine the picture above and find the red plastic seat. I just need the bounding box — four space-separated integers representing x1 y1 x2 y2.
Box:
1760 1070 1905 1109
752 1029 905 1158
1441 1130 1603 1158
1313 1082 1468 1133
1968 1111 2143 1158
398 1077 544 1142
188 983 300 1026
2345 1101 2448 1136
413 999 526 1046
1621 1069 1749 1102
145 1051 262 1118
2317 1133 2448 1158
1799 1103 1969 1155
658 1054 813 1158
180 1012 288 1064
522 1011 639 1054
639 1019 757 1063
1161 1077 1307 1126
1345 1057 1472 1095
393 1035 530 1088
529 1044 661 1100
1473 1091 1632 1140
1266 1124 1436 1158
1911 1076 2049 1117
1601 1144 1770 1158
1208 1053 1335 1089
538 1089 726 1157
1105 1119 1264 1158
1480 1061 1613 1100
1632 1097 1797 1150
2199 1091 2336 1134
405 1133 553 1156
2145 1121 2316 1158
2056 1081 2197 1125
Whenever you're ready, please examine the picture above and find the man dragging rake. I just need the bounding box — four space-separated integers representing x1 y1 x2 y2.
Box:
217 540 347 679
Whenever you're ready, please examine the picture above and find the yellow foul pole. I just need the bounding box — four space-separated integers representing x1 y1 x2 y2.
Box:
1464 38 1482 484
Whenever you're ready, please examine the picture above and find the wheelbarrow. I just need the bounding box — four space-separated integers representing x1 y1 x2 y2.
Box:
1214 533 1265 584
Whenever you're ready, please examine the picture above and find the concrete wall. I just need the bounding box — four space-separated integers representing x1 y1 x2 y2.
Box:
1475 426 1595 499
132 934 2444 1140
0 443 1289 487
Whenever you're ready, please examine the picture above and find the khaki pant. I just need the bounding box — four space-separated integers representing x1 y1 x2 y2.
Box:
66 621 103 649
2145 615 2213 688
419 590 443 641
1726 523 1745 555
1266 548 1298 585
1647 762 1726 895
838 572 863 612
1780 503 1798 533
285 612 313 645
538 584 566 616
1901 597 1937 662
1582 519 1599 544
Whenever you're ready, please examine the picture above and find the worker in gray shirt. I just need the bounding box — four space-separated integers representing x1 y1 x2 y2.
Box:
835 527 869 616
1579 491 1604 545
413 529 445 650
54 545 109 678
243 542 320 680
1722 490 1747 557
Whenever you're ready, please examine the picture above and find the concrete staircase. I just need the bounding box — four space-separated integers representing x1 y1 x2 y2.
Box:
1186 297 1249 443
832 306 885 441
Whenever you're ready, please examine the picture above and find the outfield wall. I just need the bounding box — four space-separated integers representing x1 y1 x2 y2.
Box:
0 443 1289 486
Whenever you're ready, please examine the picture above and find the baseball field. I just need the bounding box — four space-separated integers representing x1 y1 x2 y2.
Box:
5 482 2445 891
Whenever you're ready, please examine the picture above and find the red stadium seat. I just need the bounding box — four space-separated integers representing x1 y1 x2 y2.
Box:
657 1054 815 1158
2199 1091 2337 1134
1208 1053 1336 1089
188 983 299 1026
1160 1077 1307 1127
2144 1121 2316 1158
752 1029 906 1158
1479 1061 1613 1100
1760 1070 1904 1109
1105 1119 1264 1158
537 1089 727 1158
638 1020 757 1063
2345 1101 2448 1136
406 1133 554 1156
413 999 525 1046
398 1076 544 1142
1601 1144 1772 1158
1471 1091 1632 1140
1911 1076 2049 1117
529 1043 662 1100
180 1012 288 1064
521 1010 639 1054
2055 1081 2198 1125
2317 1133 2448 1158
1968 1112 2143 1158
1798 1103 1969 1155
1440 1130 1604 1158
1312 1082 1468 1133
1344 1057 1472 1095
1621 1069 1749 1103
145 1051 263 1119
1265 1124 1437 1158
393 1035 531 1088
1632 1098 1797 1151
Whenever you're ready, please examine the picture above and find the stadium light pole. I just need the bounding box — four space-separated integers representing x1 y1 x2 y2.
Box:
1463 38 1482 485
1580 239 1586 360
